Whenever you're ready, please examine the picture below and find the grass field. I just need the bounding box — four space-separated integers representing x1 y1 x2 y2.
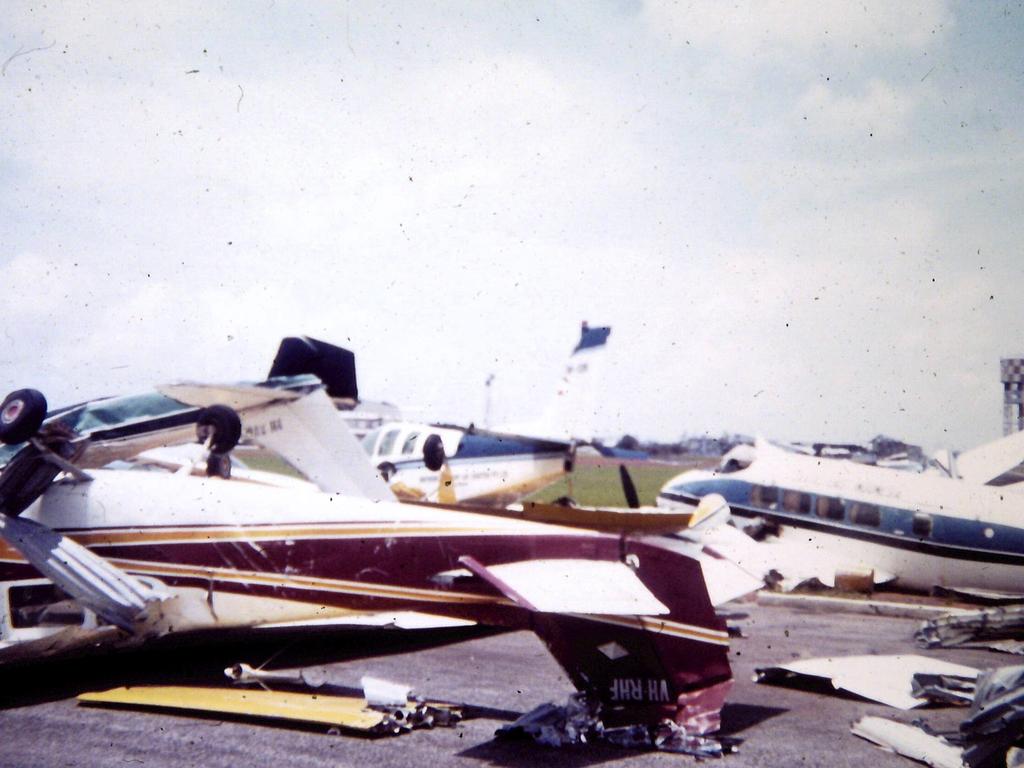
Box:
525 457 714 508
238 447 714 509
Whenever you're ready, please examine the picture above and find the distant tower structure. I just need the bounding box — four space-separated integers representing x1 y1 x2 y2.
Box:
1001 358 1024 435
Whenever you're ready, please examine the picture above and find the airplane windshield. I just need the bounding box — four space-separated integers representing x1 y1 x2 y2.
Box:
377 428 401 457
401 432 420 455
361 428 381 455
717 444 756 473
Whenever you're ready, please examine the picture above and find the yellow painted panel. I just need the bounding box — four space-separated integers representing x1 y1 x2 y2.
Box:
78 686 386 731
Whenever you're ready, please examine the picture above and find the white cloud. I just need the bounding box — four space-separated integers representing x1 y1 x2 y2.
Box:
796 79 918 141
0 1 1020 452
641 0 954 58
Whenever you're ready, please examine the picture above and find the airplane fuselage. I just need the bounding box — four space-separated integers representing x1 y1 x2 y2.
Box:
365 424 568 504
658 445 1024 593
0 469 731 730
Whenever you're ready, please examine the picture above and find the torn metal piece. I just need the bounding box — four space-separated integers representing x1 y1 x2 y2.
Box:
917 606 1024 653
755 655 979 709
361 676 412 708
498 693 602 747
855 665 1024 768
851 716 965 768
960 665 1024 767
910 673 977 707
497 693 730 757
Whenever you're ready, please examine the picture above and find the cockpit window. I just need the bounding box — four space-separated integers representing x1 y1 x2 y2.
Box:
377 428 401 457
401 432 420 455
361 428 381 455
717 445 755 473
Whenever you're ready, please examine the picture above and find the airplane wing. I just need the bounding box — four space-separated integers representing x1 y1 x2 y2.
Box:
952 429 1024 485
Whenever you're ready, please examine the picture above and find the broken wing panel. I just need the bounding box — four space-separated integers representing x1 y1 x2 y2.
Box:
459 556 669 615
79 686 388 732
0 515 166 630
756 654 979 710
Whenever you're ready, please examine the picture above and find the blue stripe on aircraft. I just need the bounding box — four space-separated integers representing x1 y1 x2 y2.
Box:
660 478 1024 565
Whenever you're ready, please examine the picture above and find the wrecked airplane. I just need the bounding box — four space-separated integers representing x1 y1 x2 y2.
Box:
657 438 1024 595
0 381 736 752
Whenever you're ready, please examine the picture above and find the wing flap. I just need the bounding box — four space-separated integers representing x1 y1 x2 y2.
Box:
79 686 387 732
458 556 669 615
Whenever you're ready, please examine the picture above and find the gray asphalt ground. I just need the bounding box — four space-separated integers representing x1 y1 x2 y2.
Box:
0 600 1003 768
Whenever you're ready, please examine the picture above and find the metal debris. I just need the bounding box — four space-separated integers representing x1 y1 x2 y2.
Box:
497 693 732 757
853 665 1024 768
225 662 327 689
917 605 1024 654
910 673 977 707
498 693 601 747
851 716 964 768
223 665 462 735
755 655 979 709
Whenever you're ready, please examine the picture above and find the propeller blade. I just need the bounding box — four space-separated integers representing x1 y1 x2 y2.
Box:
619 464 640 509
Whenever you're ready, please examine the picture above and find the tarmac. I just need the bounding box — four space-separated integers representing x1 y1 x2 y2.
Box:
0 597 1005 768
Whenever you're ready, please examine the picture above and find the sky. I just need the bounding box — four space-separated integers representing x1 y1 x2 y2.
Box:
1 1 1022 451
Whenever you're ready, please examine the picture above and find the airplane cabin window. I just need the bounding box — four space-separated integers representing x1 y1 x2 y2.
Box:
912 512 933 538
751 485 780 508
850 503 881 527
816 496 845 520
401 432 420 455
377 428 401 457
782 490 811 514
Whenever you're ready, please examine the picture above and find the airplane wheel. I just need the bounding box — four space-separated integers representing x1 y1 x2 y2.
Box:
377 461 396 481
422 434 446 472
197 404 242 453
0 389 47 445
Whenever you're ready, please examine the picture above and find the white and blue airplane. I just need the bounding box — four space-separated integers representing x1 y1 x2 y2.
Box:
359 322 621 504
656 436 1024 595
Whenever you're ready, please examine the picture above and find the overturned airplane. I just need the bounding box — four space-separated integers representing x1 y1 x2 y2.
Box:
0 380 734 749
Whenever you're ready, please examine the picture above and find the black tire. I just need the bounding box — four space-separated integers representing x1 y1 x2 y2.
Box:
197 404 242 453
422 434 446 472
0 389 48 445
377 461 396 482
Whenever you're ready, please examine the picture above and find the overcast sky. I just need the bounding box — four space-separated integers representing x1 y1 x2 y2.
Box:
2 1 1022 450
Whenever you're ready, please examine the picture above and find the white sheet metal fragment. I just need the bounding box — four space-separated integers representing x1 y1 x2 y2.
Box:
852 716 965 768
361 676 412 707
480 559 669 615
755 655 979 709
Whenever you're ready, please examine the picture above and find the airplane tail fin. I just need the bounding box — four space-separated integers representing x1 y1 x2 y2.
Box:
501 322 611 441
530 539 732 733
948 429 1024 485
268 336 359 401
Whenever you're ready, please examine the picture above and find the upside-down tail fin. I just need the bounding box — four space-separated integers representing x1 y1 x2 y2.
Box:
530 539 732 733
